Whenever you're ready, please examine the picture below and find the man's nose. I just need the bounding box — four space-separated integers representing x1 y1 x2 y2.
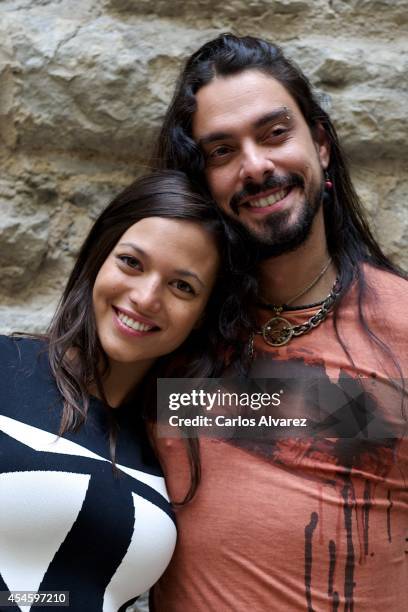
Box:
129 277 162 314
239 142 275 184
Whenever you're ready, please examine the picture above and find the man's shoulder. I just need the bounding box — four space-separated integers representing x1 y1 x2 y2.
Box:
337 265 407 349
363 263 407 300
358 265 408 352
364 265 408 310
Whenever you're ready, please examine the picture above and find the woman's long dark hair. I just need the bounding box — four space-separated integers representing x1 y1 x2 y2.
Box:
151 33 406 381
46 170 255 503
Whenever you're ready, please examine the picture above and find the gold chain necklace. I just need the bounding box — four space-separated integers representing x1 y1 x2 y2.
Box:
249 277 341 355
259 257 332 312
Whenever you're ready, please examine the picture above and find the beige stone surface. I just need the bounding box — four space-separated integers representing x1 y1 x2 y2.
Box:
0 0 407 333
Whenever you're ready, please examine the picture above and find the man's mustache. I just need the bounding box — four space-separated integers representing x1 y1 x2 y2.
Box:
230 174 305 214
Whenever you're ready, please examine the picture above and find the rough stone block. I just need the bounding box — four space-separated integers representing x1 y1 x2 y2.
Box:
0 201 49 291
285 40 408 159
330 0 408 17
105 0 312 18
1 11 215 158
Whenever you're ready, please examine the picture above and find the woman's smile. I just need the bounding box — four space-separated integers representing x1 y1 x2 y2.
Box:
92 216 219 368
113 306 160 336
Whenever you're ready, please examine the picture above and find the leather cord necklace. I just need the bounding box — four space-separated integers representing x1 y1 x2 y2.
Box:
258 257 332 312
250 257 340 352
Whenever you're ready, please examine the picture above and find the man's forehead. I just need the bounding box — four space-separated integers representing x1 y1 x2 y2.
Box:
196 69 296 103
192 70 299 138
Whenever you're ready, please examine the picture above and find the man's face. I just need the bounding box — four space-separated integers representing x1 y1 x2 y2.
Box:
192 70 330 257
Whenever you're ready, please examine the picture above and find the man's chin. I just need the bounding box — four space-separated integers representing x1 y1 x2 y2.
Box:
237 197 322 260
254 229 312 260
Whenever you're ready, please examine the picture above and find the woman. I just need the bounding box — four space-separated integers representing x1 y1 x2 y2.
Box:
0 170 243 612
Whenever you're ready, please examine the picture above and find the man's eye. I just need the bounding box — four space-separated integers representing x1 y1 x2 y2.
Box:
212 146 230 156
207 145 233 161
117 255 142 270
171 279 196 295
264 126 288 140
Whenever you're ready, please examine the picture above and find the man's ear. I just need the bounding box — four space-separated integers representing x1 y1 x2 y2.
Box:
314 123 330 169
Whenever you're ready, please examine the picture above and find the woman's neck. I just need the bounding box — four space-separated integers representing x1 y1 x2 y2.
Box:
92 358 155 408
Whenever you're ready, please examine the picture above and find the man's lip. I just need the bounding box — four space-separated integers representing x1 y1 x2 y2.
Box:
113 306 160 329
239 185 292 208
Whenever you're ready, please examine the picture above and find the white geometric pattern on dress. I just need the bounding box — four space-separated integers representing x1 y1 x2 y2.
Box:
0 415 168 497
103 493 177 612
0 470 90 611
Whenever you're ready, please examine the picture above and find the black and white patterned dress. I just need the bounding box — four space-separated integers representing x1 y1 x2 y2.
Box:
0 336 176 611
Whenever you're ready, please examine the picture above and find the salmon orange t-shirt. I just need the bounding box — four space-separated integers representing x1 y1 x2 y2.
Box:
152 266 408 611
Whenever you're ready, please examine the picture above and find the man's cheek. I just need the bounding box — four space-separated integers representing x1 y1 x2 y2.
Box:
208 175 227 203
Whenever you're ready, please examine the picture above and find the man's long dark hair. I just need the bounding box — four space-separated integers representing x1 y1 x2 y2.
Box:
151 33 406 379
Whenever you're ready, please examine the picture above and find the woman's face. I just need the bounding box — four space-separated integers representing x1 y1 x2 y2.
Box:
93 217 220 369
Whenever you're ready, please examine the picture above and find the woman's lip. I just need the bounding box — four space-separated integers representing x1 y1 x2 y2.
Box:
113 306 159 329
112 309 159 338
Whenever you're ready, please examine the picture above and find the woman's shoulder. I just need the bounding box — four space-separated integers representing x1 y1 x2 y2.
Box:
0 334 48 369
0 334 22 363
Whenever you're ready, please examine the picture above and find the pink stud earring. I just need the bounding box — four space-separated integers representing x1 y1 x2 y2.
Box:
325 170 333 189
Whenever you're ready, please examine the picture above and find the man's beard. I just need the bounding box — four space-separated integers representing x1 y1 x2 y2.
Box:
229 173 324 261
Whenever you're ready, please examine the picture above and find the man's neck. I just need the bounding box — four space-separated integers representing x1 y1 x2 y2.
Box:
258 212 337 307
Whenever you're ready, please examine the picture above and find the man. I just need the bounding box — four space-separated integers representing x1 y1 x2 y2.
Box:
150 34 408 611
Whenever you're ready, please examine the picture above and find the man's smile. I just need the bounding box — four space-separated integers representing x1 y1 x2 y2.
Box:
229 172 305 216
240 186 293 212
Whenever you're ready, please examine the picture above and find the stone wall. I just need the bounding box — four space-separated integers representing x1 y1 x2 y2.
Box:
1 0 407 333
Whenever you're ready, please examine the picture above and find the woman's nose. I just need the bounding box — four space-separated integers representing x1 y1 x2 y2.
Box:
129 278 162 314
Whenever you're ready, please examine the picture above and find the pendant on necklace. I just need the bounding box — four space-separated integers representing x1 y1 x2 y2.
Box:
262 315 294 347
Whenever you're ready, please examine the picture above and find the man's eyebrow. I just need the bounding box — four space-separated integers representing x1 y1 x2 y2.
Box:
198 131 233 147
198 107 292 147
254 107 292 129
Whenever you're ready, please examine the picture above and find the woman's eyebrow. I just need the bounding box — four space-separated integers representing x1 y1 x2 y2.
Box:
117 242 204 287
117 242 148 258
174 269 204 288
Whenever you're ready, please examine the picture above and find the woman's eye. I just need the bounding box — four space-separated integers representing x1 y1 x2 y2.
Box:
117 255 142 270
171 279 196 295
